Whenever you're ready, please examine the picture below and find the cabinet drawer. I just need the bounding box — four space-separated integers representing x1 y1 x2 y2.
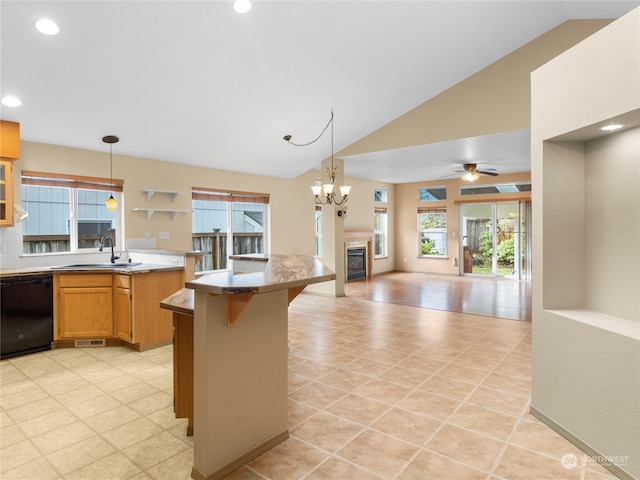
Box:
114 274 131 289
58 273 112 288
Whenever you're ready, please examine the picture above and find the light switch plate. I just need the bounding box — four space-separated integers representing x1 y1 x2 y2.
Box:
159 231 170 240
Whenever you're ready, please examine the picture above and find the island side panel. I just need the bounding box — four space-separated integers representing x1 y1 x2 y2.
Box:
192 289 289 479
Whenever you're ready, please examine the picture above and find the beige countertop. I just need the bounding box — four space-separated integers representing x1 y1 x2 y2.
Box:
185 254 335 295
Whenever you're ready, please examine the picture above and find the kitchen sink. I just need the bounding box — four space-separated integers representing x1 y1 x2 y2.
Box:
52 262 143 269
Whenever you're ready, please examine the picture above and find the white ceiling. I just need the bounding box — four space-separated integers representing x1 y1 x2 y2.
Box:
1 1 637 183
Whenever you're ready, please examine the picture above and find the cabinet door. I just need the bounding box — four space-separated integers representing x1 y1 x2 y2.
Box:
0 160 14 227
114 286 133 342
58 287 113 338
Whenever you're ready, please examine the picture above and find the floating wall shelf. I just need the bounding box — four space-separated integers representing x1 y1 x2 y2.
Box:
142 189 181 202
131 208 190 221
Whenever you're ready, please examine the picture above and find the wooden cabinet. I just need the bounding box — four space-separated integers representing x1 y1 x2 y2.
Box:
173 312 194 435
114 274 133 342
54 269 183 350
55 274 114 338
0 159 14 227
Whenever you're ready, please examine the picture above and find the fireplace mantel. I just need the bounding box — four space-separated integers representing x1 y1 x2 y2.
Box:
344 228 374 280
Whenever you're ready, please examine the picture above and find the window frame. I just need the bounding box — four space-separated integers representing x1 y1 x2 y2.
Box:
374 206 387 258
21 170 124 254
418 206 448 258
192 187 270 271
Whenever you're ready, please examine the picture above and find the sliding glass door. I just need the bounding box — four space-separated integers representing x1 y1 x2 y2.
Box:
460 201 530 278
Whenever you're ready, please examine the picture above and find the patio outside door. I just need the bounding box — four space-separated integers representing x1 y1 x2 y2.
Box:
460 202 529 279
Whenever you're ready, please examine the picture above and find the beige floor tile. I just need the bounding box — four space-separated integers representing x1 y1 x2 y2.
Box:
288 399 319 428
47 435 116 475
354 378 412 405
249 436 329 480
121 431 190 470
466 385 530 416
0 438 43 473
494 445 582 480
326 393 392 426
397 390 460 420
378 365 432 388
482 371 531 396
71 392 123 419
337 429 419 479
83 404 142 433
419 374 478 401
448 402 519 441
304 457 382 480
371 407 442 446
31 420 96 454
509 417 585 460
4 396 64 423
426 424 505 472
65 452 143 480
0 455 60 480
291 412 363 452
397 449 487 480
319 368 373 390
437 362 489 384
288 360 338 380
289 381 348 409
102 416 164 450
145 448 194 480
15 408 78 437
127 390 173 416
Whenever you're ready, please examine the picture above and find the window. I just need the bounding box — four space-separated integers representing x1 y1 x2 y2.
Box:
192 188 269 271
21 171 123 254
315 205 322 257
459 182 531 196
419 186 446 201
374 207 387 257
374 187 387 202
418 206 447 257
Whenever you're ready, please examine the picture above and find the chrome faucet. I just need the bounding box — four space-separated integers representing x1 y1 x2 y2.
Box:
99 233 120 263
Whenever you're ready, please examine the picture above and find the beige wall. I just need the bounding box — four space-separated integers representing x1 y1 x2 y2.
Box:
531 7 639 479
395 172 531 275
339 20 613 158
1 141 395 284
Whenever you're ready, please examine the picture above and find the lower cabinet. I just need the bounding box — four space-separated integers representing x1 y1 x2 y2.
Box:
115 270 184 349
114 274 133 342
56 274 114 338
54 269 184 350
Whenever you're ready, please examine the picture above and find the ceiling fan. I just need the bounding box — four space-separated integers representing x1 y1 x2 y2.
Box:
445 163 499 182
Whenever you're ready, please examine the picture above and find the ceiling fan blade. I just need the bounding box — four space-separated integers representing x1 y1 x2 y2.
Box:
477 170 499 176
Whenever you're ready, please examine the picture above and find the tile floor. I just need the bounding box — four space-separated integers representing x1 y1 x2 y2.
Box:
1 294 618 480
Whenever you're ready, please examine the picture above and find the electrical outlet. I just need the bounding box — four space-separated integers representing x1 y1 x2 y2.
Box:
144 232 151 239
159 231 170 240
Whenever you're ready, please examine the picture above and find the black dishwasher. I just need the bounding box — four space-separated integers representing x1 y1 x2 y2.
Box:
1 274 54 359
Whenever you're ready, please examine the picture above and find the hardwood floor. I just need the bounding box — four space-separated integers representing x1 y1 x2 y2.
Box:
345 271 531 322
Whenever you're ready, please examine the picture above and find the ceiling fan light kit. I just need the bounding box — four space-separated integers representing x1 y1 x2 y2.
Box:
460 163 499 182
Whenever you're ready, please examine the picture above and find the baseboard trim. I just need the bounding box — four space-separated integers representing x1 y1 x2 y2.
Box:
530 406 635 480
190 430 289 480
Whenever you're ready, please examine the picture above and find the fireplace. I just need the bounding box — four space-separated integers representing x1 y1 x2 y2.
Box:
347 248 367 280
344 228 374 282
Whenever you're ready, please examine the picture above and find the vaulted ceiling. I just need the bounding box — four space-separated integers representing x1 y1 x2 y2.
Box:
1 1 637 183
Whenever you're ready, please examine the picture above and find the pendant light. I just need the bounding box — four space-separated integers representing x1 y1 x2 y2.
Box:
103 135 119 211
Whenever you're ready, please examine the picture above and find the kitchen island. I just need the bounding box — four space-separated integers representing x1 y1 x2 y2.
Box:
161 254 334 480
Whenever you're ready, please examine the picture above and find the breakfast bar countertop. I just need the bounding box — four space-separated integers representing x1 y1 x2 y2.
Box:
185 253 335 295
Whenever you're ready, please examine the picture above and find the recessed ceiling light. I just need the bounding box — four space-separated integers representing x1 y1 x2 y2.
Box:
233 0 252 14
1 96 22 107
35 18 59 35
600 124 623 132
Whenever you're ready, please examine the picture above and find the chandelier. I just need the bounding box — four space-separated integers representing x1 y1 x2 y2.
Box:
284 109 351 218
